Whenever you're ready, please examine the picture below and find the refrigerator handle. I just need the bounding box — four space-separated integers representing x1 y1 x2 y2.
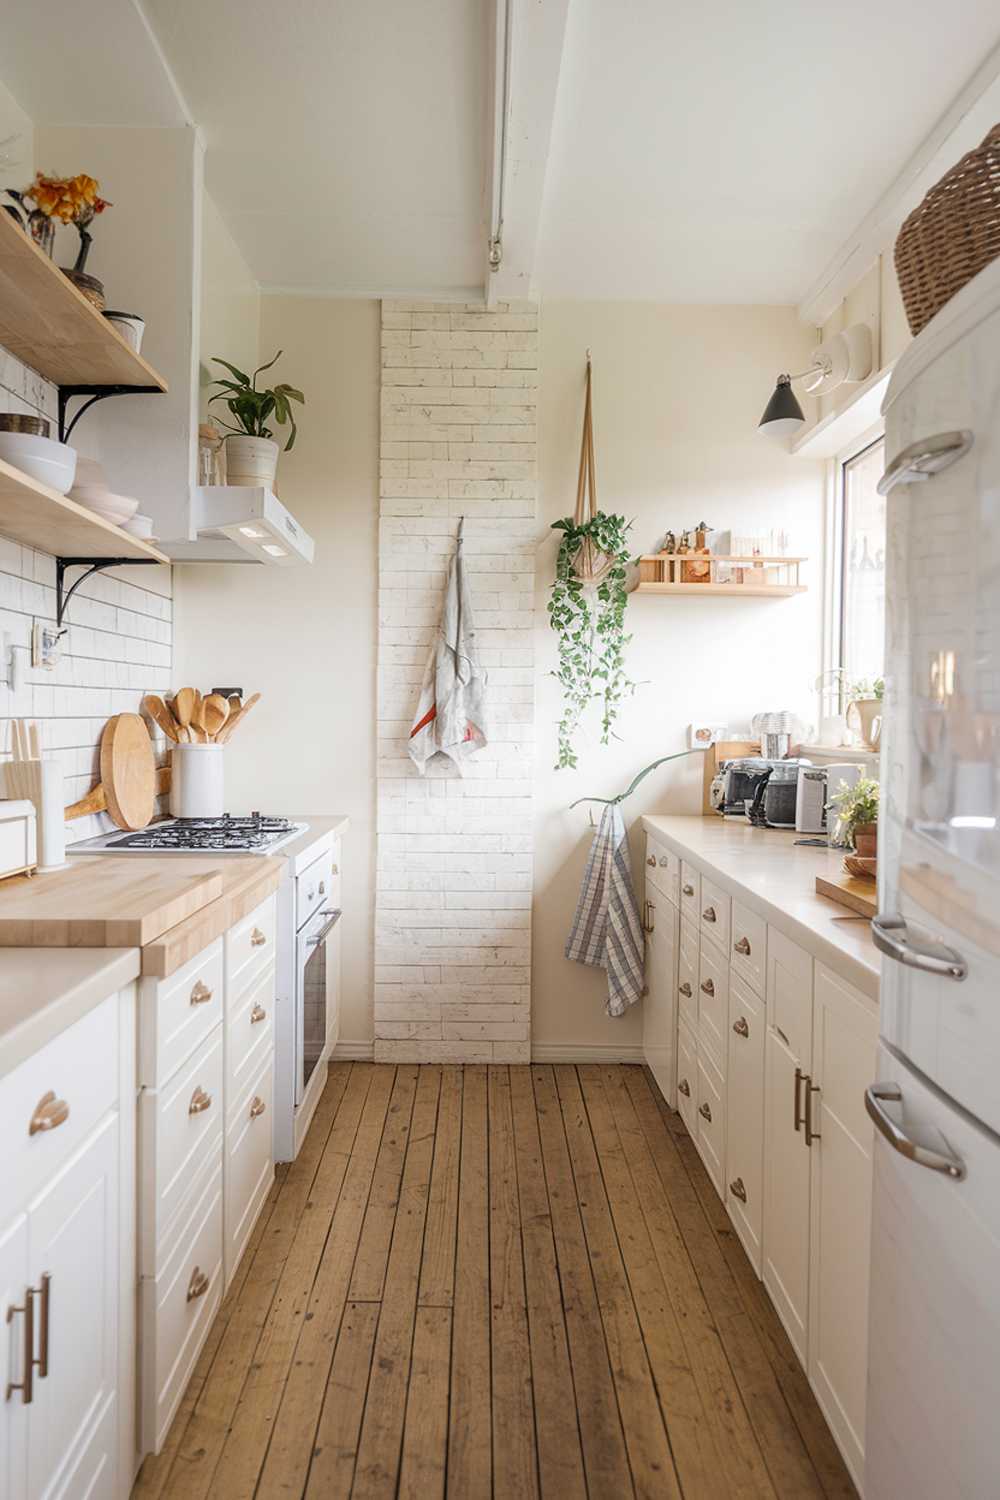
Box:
871 913 967 980
865 1083 966 1180
876 428 973 496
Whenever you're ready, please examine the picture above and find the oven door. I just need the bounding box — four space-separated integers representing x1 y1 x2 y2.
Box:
294 905 341 1106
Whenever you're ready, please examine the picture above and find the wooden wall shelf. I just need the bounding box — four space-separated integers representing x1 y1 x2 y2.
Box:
0 210 168 390
0 457 168 564
636 554 806 597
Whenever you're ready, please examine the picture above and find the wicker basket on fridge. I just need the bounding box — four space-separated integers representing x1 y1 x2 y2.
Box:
895 123 1000 337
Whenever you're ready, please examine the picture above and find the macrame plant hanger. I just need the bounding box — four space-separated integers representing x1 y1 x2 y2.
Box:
572 351 614 585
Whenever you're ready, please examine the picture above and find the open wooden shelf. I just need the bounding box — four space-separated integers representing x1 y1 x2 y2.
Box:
0 456 168 563
636 553 807 597
0 209 168 389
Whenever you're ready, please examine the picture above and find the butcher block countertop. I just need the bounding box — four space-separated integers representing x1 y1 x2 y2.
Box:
0 859 225 947
0 947 141 1082
641 815 880 1001
138 854 282 978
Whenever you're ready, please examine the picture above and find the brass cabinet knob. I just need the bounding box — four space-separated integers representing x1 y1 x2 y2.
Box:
702 906 717 923
679 981 692 997
732 1016 750 1038
250 1095 267 1120
701 979 714 996
29 1091 69 1137
189 1086 212 1116
190 980 213 1006
678 1078 691 1098
682 882 695 896
730 1177 747 1203
331 864 339 876
250 1003 267 1025
251 927 267 947
734 935 751 956
646 855 656 867
186 1267 210 1303
699 1101 713 1123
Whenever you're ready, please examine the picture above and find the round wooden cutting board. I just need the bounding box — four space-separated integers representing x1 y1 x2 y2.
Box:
100 712 156 830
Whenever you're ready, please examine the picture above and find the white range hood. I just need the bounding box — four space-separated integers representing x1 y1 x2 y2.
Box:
163 487 315 565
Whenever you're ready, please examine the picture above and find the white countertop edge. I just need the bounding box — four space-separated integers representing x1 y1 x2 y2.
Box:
640 815 880 1002
280 815 349 874
0 947 141 1082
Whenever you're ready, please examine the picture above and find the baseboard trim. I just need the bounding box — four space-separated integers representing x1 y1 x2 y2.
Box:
530 1043 645 1064
332 1040 375 1061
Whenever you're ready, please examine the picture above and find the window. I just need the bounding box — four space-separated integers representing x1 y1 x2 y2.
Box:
833 434 886 696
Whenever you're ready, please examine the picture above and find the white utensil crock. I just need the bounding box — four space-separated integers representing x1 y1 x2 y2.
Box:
170 744 225 819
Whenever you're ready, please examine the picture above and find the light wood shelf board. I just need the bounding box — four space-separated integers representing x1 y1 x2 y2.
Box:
635 583 806 597
0 209 168 390
0 456 169 563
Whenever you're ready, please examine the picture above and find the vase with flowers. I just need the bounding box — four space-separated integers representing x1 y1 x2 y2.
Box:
19 171 112 306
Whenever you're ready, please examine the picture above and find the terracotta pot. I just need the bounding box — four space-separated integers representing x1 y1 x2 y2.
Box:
852 823 878 859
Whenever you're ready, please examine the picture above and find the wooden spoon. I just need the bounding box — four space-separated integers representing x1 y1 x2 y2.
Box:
217 692 261 744
142 694 182 743
165 695 189 743
173 687 197 742
202 693 230 740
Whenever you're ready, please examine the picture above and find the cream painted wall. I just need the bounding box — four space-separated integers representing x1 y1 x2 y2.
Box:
0 80 33 178
533 303 825 1053
200 190 260 416
174 298 379 1045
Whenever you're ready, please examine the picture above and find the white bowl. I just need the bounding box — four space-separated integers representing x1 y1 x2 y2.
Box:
0 431 77 494
123 512 154 539
103 311 145 353
73 456 109 489
86 491 140 526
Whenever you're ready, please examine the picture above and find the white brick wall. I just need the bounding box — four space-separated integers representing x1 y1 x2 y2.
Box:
0 350 173 843
375 299 538 1063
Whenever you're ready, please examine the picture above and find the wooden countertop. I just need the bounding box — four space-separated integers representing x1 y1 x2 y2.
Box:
641 815 880 1000
135 856 283 977
0 859 224 947
0 948 141 1081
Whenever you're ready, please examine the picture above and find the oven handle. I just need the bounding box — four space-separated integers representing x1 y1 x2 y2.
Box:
305 908 342 947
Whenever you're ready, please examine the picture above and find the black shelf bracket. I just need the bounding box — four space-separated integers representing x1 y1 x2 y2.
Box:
55 556 161 631
58 384 164 444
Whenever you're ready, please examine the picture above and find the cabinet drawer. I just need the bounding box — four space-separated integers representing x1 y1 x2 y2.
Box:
225 1054 275 1288
140 938 223 1087
698 937 730 1075
766 926 813 1066
140 1164 223 1455
676 1020 698 1137
1 993 118 1214
139 1027 224 1273
696 1051 726 1198
699 875 731 952
726 972 765 1273
227 963 275 1116
678 918 698 1031
679 861 701 922
730 901 766 997
226 892 278 997
644 836 679 906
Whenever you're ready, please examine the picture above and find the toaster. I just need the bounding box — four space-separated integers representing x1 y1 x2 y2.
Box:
0 798 37 880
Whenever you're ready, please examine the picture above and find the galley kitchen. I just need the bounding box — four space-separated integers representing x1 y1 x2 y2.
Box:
1 4 999 1498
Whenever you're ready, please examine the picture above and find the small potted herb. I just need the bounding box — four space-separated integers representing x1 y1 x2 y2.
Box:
207 351 304 488
827 776 879 857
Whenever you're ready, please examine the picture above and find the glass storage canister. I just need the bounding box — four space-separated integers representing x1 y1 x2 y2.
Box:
198 423 227 485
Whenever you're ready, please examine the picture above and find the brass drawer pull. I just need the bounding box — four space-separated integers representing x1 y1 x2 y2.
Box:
29 1091 69 1137
698 1101 713 1123
190 980 213 1006
678 1078 691 1098
805 1077 821 1146
187 1267 210 1303
679 981 692 998
794 1066 805 1133
682 882 695 896
646 855 656 867
251 927 267 948
36 1275 50 1380
5 1290 33 1404
730 1177 747 1204
331 864 339 876
700 979 714 996
702 906 717 923
250 1095 267 1120
734 936 751 956
189 1086 212 1116
643 899 655 934
732 1016 750 1038
250 1003 267 1025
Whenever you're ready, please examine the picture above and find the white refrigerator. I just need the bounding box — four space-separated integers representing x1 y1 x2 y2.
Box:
866 253 1000 1497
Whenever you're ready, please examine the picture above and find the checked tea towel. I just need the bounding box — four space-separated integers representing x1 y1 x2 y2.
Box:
565 803 645 1017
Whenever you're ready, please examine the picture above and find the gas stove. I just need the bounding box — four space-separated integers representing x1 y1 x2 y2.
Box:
70 813 307 856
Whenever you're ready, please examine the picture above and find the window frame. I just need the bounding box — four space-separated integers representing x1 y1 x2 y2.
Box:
821 420 886 720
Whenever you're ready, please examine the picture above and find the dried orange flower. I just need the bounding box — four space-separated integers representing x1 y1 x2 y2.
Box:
25 171 112 226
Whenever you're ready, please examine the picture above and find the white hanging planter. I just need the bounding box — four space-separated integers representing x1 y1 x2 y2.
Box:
225 434 279 488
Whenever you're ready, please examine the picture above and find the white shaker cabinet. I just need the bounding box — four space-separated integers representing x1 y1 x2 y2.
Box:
725 971 765 1273
642 894 678 1109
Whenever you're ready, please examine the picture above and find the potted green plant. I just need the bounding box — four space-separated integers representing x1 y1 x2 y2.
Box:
207 351 304 488
827 775 879 856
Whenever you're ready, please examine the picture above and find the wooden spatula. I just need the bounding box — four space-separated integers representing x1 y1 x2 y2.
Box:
173 687 197 743
217 692 260 743
142 694 182 743
202 693 230 740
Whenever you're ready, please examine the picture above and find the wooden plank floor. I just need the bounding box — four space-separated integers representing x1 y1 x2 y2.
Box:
135 1063 857 1500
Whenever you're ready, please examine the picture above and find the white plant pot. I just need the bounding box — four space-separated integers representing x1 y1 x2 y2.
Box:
225 435 278 488
170 744 225 819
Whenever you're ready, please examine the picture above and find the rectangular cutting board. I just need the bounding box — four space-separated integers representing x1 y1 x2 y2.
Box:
0 859 225 947
815 872 877 920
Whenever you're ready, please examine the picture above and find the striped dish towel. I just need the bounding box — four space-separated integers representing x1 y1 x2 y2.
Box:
565 803 645 1018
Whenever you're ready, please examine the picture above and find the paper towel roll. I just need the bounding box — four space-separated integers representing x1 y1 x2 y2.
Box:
3 758 66 870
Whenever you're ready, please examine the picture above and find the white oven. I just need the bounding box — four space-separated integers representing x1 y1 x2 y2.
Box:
295 900 341 1104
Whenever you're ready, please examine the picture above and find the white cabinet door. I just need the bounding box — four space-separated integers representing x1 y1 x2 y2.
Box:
808 965 878 1491
27 1113 119 1500
642 896 678 1108
763 929 813 1363
726 973 765 1273
0 1214 29 1500
676 1020 698 1137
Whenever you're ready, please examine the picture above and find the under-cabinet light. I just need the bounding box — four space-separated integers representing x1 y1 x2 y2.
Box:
239 526 265 538
262 543 286 557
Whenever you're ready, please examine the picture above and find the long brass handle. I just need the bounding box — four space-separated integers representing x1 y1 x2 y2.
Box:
190 980 214 1006
251 928 267 948
643 900 655 934
250 1095 267 1120
29 1091 69 1137
682 882 695 896
5 1291 33 1404
700 979 714 996
250 1003 267 1025
729 1177 747 1204
734 935 751 956
732 1015 750 1038
189 1086 212 1116
702 906 717 923
698 1101 713 1123
794 1066 805 1133
679 981 692 998
187 1267 210 1303
804 1076 821 1146
678 1078 691 1098
36 1274 50 1379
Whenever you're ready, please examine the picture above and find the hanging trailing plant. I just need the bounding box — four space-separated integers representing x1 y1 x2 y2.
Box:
549 511 635 769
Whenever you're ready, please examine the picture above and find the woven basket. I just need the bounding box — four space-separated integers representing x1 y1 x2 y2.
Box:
895 123 1000 337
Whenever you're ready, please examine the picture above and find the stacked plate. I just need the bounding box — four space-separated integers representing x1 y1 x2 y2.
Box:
68 457 140 527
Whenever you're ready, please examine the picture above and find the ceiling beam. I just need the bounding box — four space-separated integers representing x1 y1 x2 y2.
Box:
485 0 572 306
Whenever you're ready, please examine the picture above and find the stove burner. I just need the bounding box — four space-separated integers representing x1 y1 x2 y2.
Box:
108 812 296 852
